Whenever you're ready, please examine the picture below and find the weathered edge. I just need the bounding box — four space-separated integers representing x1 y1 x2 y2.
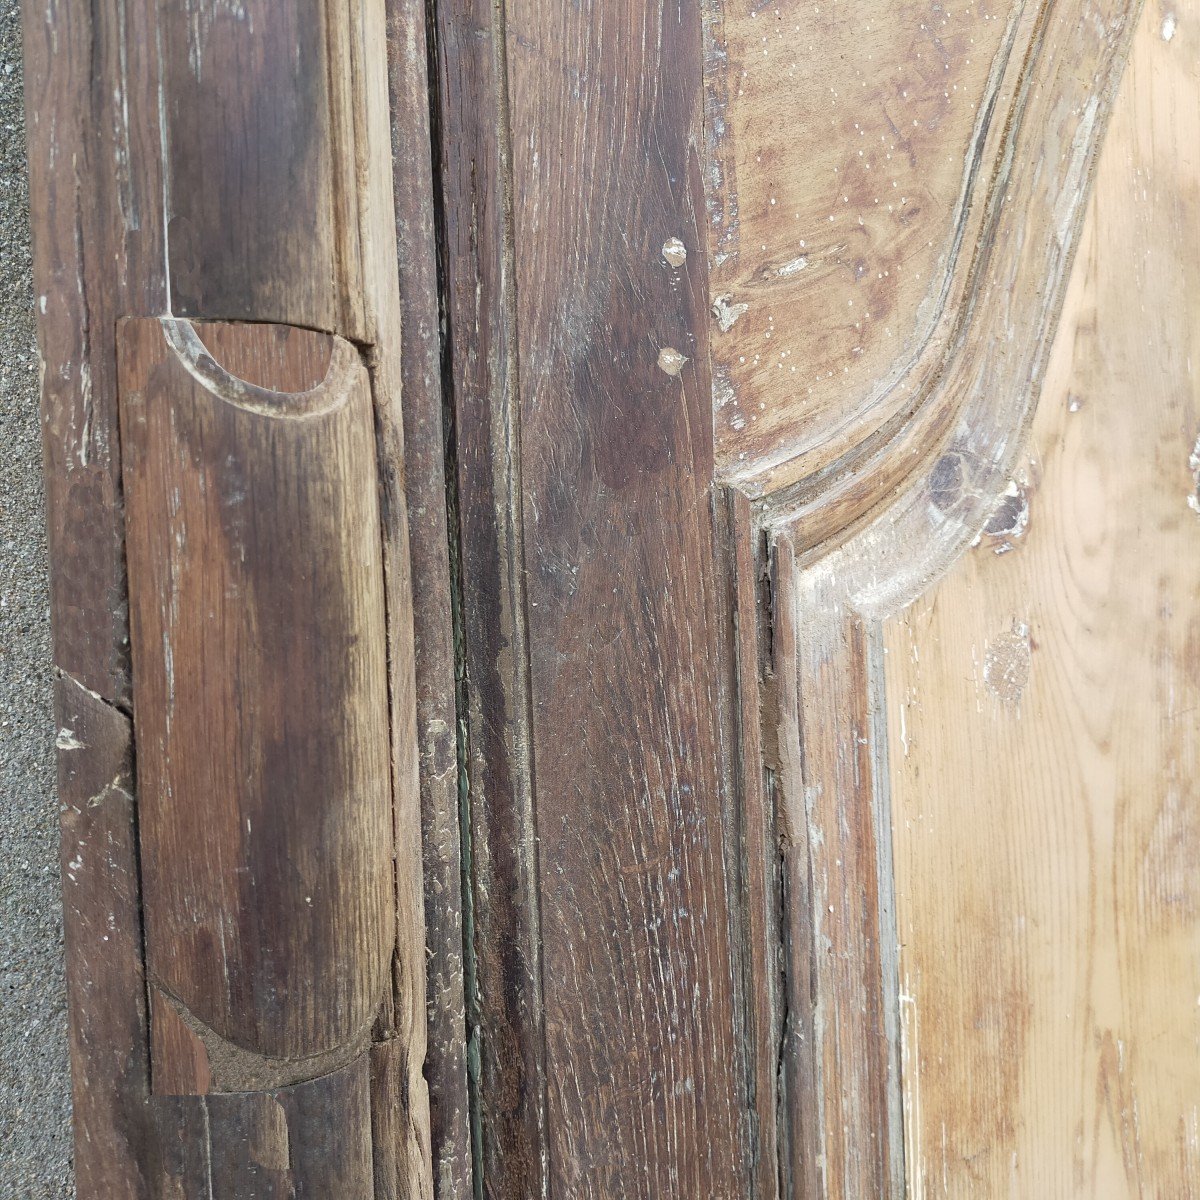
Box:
384 0 473 1192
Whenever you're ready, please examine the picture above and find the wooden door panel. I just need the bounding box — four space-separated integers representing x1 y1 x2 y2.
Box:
712 0 1170 1195
23 0 1195 1192
707 0 1039 494
887 9 1200 1189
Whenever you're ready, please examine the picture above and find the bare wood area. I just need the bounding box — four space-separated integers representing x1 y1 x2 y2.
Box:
709 0 1152 1195
886 5 1200 1190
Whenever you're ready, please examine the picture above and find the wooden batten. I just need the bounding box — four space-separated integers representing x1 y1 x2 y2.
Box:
119 317 394 1090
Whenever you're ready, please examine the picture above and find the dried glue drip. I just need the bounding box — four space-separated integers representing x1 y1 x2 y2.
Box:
658 347 688 376
662 237 687 267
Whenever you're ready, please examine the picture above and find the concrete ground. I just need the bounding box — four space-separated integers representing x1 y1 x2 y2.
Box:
0 2 75 1195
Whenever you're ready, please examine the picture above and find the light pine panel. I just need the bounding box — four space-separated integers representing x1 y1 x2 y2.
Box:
707 0 1030 492
885 4 1200 1192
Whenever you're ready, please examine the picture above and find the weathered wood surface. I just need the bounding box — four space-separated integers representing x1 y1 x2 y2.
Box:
433 0 762 1190
707 0 1030 494
159 0 369 335
24 0 433 1190
886 3 1200 1190
709 0 1142 546
771 545 904 1200
725 489 783 1200
429 0 546 1193
53 674 154 1197
504 0 753 1193
385 0 473 1190
28 0 1187 1193
717 0 1143 1192
120 317 393 1083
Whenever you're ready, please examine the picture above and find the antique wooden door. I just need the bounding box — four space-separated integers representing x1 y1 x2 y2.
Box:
22 0 1199 1194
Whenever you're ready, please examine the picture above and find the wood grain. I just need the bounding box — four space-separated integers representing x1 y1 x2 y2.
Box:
706 0 1031 491
119 317 394 1079
385 0 473 1189
25 0 434 1185
711 0 1142 537
885 4 1200 1190
771 543 904 1200
503 0 754 1193
53 673 157 1197
355 0 436 1186
742 1 1142 1194
160 0 367 336
726 490 784 1200
151 1057 376 1196
22 0 167 703
429 0 547 1192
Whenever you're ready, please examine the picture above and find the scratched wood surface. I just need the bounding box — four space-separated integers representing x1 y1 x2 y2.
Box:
501 0 755 1193
884 4 1200 1192
770 545 904 1200
723 0 1141 1194
23 0 434 1191
120 318 393 1081
428 0 546 1190
429 0 759 1190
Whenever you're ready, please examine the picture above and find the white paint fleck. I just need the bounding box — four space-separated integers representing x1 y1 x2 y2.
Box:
773 254 809 278
1189 433 1200 515
711 294 749 333
1162 12 1177 40
56 727 85 751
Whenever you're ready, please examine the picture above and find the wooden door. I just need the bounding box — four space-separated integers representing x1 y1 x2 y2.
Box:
22 0 1198 1196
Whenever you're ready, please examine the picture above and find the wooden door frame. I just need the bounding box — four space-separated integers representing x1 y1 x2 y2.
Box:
23 0 1141 1194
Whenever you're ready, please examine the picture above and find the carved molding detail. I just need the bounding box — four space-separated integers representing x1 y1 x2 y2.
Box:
709 0 1144 571
711 1 1144 1196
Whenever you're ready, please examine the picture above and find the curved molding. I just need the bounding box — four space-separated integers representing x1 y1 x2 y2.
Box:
728 6 1144 1196
709 0 1143 581
707 0 1031 494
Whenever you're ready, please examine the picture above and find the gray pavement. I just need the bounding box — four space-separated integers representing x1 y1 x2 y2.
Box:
0 5 74 1195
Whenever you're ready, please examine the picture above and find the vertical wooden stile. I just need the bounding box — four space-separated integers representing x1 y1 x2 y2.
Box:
432 0 760 1192
23 0 435 1193
384 0 473 1190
